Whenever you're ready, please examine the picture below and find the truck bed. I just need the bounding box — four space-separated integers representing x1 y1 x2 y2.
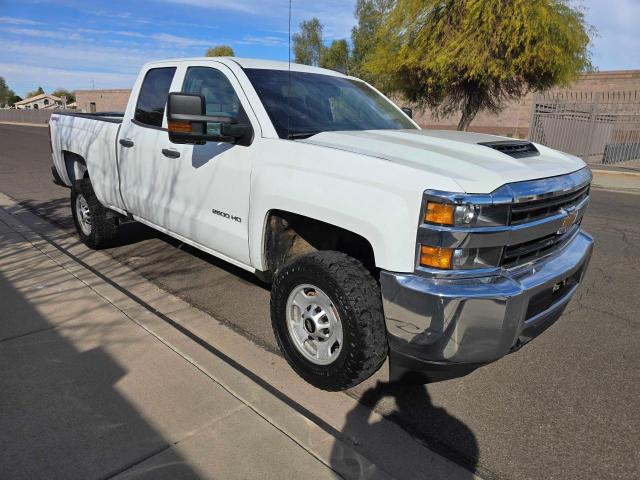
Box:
53 111 124 124
50 111 125 211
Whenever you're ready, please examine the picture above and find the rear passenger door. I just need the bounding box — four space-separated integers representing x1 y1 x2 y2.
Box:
118 65 178 223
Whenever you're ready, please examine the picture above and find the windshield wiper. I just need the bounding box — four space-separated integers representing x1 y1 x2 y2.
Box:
286 131 320 140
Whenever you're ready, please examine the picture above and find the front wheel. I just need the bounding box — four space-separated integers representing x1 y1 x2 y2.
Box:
71 178 119 249
270 251 388 391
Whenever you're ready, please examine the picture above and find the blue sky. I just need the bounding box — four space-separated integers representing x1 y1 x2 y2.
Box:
1 0 638 97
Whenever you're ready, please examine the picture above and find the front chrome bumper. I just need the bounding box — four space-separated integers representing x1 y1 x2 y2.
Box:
380 229 594 378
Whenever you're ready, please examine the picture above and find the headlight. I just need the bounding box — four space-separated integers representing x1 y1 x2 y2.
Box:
424 201 509 227
420 245 502 270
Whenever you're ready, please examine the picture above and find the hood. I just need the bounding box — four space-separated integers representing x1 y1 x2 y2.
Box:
300 129 586 193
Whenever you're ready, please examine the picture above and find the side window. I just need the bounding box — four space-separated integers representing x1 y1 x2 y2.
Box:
182 67 243 118
134 67 176 127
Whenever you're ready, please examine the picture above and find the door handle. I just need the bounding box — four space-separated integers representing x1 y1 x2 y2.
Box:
119 138 134 148
162 148 181 159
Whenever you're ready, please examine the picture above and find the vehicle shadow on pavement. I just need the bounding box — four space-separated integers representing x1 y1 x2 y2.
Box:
333 381 478 479
16 196 269 290
0 269 200 479
17 196 75 231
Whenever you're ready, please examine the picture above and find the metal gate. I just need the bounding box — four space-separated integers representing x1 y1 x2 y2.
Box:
528 91 640 165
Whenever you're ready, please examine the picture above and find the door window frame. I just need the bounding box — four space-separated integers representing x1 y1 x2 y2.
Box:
127 61 261 137
174 61 260 137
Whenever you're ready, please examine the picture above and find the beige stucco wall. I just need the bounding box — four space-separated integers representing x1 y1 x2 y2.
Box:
413 70 640 138
75 89 132 113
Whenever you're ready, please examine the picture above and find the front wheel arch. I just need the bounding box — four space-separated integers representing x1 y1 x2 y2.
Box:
262 210 378 279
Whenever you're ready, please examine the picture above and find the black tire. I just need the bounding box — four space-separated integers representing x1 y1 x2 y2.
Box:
271 251 388 391
71 178 119 249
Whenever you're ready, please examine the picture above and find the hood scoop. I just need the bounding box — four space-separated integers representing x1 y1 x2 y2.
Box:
478 140 539 159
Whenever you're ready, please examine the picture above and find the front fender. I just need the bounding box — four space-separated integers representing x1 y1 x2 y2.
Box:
249 167 422 273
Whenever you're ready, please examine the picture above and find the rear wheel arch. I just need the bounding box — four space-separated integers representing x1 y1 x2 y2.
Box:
62 150 88 183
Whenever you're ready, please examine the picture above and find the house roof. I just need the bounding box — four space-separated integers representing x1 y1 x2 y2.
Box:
14 93 62 105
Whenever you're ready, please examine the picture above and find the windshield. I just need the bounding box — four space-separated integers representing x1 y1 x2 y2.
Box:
244 68 416 139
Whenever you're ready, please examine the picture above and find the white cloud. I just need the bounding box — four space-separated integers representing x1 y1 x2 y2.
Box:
69 27 147 38
2 40 172 76
584 0 640 70
0 16 42 25
238 35 288 47
158 0 258 14
0 63 137 93
4 28 83 41
90 9 152 24
152 33 214 47
160 0 357 39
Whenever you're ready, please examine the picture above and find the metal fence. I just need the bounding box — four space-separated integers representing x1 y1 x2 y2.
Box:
528 91 640 166
0 109 58 125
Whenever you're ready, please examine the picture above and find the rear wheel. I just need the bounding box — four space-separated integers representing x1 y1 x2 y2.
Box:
271 251 388 391
71 178 119 249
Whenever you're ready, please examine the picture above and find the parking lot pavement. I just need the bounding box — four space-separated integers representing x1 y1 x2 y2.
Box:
0 196 473 480
1 123 639 479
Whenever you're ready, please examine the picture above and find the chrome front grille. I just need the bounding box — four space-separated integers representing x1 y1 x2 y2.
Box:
502 226 579 268
416 168 592 276
509 185 590 225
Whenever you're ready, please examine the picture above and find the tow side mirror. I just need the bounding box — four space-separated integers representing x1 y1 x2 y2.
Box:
401 107 413 119
166 92 253 146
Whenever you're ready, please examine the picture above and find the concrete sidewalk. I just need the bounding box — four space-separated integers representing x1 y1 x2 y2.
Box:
0 206 342 479
0 195 476 480
591 168 640 195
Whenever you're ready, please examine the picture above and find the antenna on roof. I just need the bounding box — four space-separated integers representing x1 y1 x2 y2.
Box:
287 0 292 139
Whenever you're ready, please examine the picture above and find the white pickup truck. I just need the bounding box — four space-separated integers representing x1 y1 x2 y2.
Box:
50 57 594 390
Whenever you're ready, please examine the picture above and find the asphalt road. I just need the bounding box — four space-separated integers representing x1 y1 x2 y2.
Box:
1 123 638 480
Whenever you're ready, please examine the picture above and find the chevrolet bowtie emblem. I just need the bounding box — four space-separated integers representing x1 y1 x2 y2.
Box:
558 209 578 234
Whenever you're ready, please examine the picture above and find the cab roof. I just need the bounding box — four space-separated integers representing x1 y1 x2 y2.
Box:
145 57 349 78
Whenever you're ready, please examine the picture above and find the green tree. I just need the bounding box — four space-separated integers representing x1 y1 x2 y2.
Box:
0 76 17 107
366 0 594 131
26 86 45 99
52 88 75 103
205 45 235 57
350 0 393 79
293 18 324 66
320 39 350 74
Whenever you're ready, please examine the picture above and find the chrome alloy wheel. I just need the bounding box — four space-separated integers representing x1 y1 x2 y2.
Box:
75 194 92 236
285 284 343 365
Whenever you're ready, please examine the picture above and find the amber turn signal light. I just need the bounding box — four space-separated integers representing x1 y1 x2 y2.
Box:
425 202 455 225
168 121 192 133
420 245 453 269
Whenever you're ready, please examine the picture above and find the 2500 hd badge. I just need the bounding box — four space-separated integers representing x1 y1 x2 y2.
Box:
212 208 242 223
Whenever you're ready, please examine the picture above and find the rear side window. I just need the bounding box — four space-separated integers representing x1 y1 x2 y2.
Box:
134 67 176 127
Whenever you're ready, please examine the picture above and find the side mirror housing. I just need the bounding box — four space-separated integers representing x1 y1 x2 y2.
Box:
401 107 413 119
166 92 253 146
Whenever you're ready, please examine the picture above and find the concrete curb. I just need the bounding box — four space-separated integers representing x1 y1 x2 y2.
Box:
591 168 640 195
0 192 479 480
591 169 640 177
0 121 48 128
